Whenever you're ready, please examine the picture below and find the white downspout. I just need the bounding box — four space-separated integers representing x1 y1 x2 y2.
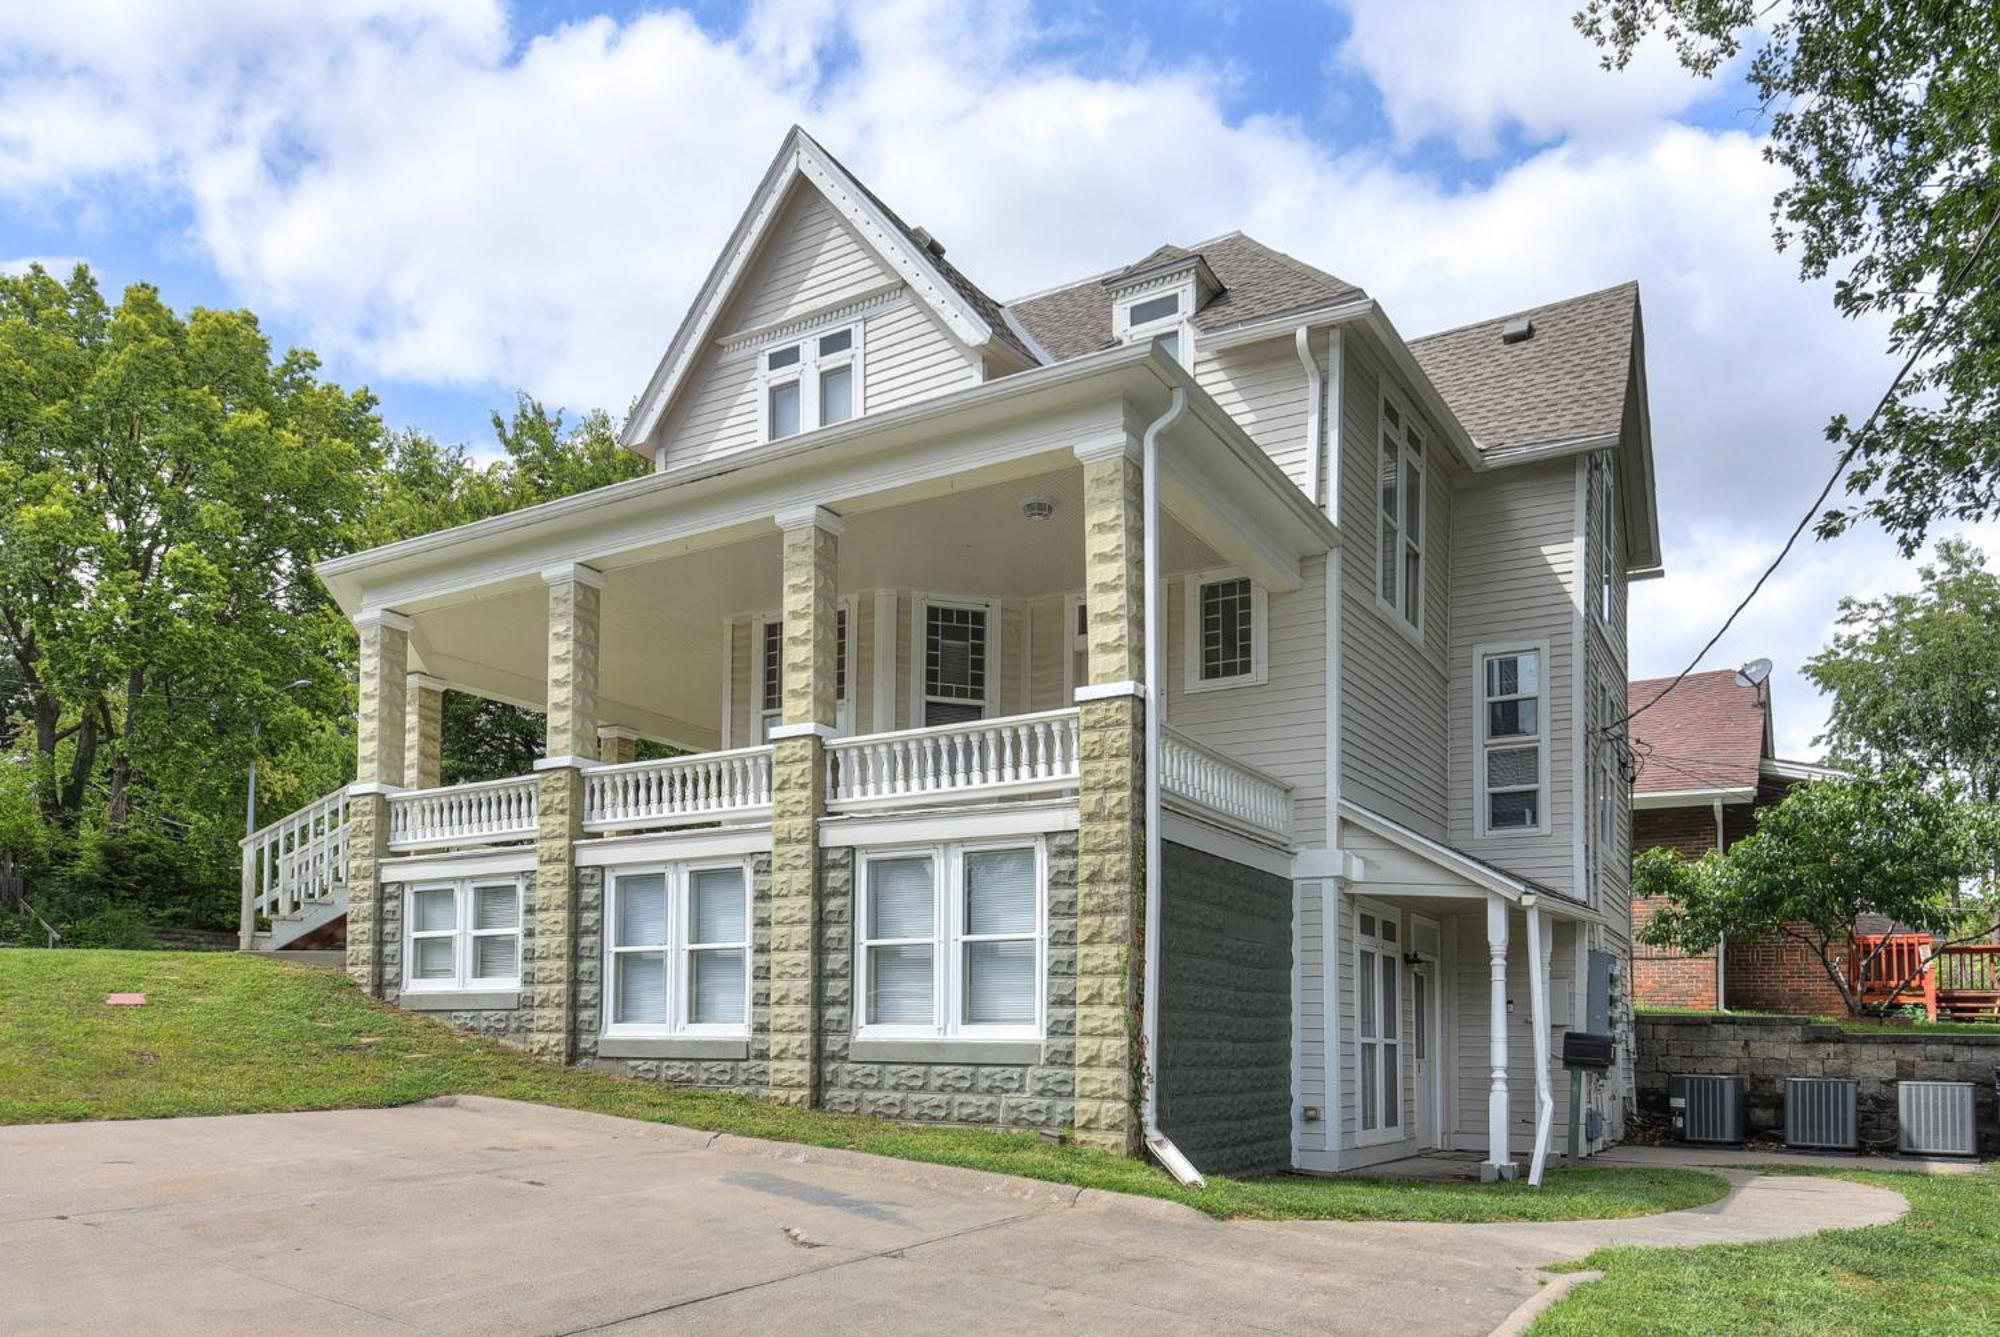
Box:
1526 900 1555 1185
1142 384 1199 1187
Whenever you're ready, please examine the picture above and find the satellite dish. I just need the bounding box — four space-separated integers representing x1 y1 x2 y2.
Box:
1735 658 1773 688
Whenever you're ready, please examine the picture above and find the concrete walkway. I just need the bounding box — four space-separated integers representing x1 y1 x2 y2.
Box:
0 1097 1910 1336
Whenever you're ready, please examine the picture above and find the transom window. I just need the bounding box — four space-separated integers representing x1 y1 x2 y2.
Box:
1355 904 1402 1143
857 842 1043 1040
1377 393 1425 632
761 325 862 442
1480 646 1546 833
921 600 990 726
605 862 751 1036
406 879 522 991
1183 569 1267 691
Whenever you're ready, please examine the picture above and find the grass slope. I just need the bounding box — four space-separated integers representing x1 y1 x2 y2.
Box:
1535 1166 2000 1335
0 949 1724 1223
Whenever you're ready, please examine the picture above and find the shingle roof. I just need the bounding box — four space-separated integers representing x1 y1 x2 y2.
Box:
1008 233 1367 362
1408 282 1638 452
1628 669 1770 797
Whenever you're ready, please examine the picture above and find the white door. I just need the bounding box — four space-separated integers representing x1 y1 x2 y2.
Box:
1412 961 1438 1149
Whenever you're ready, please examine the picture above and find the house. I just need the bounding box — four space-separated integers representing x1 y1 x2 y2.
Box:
1627 668 1845 1013
242 127 1661 1182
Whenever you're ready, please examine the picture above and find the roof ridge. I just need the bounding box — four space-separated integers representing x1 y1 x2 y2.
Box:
1409 279 1638 346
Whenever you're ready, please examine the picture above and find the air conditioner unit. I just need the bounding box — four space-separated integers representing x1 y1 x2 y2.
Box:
1898 1081 1978 1158
1784 1078 1858 1151
1668 1074 1745 1145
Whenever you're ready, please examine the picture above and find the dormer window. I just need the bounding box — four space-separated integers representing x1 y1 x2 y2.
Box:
760 324 863 442
1116 287 1191 367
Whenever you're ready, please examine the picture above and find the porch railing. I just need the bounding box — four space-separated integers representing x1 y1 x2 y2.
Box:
1159 726 1293 845
584 747 774 831
1852 934 2000 1022
827 709 1080 808
387 775 539 851
240 786 351 937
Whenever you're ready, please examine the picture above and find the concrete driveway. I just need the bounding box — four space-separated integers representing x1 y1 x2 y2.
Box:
0 1096 1906 1336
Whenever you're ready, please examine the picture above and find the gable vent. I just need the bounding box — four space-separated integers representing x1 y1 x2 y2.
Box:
1500 317 1534 344
911 227 947 259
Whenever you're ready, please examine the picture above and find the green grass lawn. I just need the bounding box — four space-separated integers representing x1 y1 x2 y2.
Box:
0 948 1724 1223
1636 1005 2000 1036
1533 1165 2000 1335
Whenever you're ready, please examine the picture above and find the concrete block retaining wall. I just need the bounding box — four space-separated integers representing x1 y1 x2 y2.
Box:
1636 1013 2000 1155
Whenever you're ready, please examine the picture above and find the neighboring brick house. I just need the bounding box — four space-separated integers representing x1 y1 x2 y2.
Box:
1628 669 1845 1013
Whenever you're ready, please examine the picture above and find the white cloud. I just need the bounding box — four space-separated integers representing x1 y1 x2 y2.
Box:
0 0 1945 756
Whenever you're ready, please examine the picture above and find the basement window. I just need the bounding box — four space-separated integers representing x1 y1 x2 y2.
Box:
404 879 522 992
604 861 752 1036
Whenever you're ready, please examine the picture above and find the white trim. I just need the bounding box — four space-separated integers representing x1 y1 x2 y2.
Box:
596 725 641 743
1338 799 1533 903
1181 567 1269 693
820 799 1078 847
1114 280 1196 370
719 616 736 748
533 753 600 772
353 608 412 632
758 323 866 446
385 849 537 882
909 593 1001 727
406 672 449 694
1351 896 1404 1147
1472 638 1553 838
774 503 847 536
1325 878 1343 1155
1631 786 1757 809
1371 380 1428 643
1762 757 1845 782
1074 679 1144 702
719 285 906 358
1571 457 1590 903
401 875 525 994
601 857 754 1039
871 589 898 732
347 781 406 798
1061 592 1088 702
541 562 606 589
1070 434 1141 466
1159 810 1293 879
768 721 839 741
576 826 772 867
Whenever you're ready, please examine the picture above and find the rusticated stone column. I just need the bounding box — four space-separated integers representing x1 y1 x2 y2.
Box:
1071 441 1147 1153
598 725 639 766
768 505 840 1108
348 608 410 995
404 673 446 791
530 563 603 1063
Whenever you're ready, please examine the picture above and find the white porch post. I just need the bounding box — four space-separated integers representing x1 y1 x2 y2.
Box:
1484 894 1515 1180
1526 902 1555 1186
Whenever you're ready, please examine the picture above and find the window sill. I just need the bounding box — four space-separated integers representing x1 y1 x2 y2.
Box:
847 1038 1043 1065
596 1036 752 1060
399 989 523 1012
1182 671 1268 695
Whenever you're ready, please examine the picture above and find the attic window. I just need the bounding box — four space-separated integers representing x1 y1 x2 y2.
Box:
760 324 863 442
1118 286 1192 368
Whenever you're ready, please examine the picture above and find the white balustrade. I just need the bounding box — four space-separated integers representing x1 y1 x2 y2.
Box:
241 786 351 925
584 748 774 831
388 775 539 850
1159 727 1294 844
827 709 1080 807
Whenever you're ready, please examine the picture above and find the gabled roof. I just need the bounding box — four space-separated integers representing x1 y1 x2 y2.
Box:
1008 233 1367 362
620 126 1039 454
1408 282 1639 453
1628 669 1774 798
1338 799 1563 903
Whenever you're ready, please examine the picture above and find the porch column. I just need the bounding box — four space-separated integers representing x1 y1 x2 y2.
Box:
404 674 446 791
598 725 640 766
530 562 603 1064
769 505 841 1108
1073 439 1145 1154
347 608 409 996
1484 895 1515 1180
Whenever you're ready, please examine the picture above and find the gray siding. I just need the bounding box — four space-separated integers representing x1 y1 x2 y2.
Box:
1194 331 1319 495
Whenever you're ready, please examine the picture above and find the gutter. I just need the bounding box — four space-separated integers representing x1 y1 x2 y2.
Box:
1140 384 1204 1188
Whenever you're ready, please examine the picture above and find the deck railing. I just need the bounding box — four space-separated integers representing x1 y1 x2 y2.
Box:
584 747 774 831
827 709 1080 808
240 786 351 943
387 775 539 850
1159 727 1293 845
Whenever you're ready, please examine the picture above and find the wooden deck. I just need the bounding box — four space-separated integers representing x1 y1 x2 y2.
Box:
1853 934 2000 1021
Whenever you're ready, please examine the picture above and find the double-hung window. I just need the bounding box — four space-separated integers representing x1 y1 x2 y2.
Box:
1355 903 1402 1142
1377 393 1425 632
755 605 851 740
405 879 522 992
605 862 751 1036
1183 568 1267 691
1479 645 1546 834
919 599 990 726
760 325 862 442
857 842 1042 1040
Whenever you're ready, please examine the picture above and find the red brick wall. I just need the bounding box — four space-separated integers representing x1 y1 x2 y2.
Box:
1724 935 1851 1016
1631 805 1721 1009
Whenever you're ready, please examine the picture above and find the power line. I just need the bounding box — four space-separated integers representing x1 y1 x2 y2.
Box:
1609 199 2000 740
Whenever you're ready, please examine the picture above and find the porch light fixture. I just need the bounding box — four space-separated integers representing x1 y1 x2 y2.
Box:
1020 496 1056 523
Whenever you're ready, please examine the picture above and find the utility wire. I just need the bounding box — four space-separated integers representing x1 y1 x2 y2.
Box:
1608 199 2000 740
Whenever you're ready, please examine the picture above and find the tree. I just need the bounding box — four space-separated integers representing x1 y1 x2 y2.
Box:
1636 770 1999 1014
1577 2 2000 554
1804 539 2000 806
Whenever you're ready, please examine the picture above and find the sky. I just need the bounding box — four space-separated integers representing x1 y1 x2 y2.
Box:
2 0 1988 761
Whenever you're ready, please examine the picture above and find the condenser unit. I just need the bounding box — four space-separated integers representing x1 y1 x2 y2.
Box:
1898 1081 1978 1158
1668 1074 1745 1145
1783 1078 1858 1151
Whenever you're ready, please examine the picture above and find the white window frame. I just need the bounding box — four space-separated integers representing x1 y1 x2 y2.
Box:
909 594 1001 727
1353 898 1404 1147
403 877 524 993
1062 593 1089 699
756 322 866 443
752 601 855 742
1475 639 1552 837
1596 455 1617 630
1182 567 1268 693
602 859 754 1039
854 839 1046 1043
1374 386 1427 642
1113 282 1195 369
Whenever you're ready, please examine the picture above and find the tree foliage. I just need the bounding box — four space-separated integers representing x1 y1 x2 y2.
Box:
1577 1 2000 554
1635 770 1999 1012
